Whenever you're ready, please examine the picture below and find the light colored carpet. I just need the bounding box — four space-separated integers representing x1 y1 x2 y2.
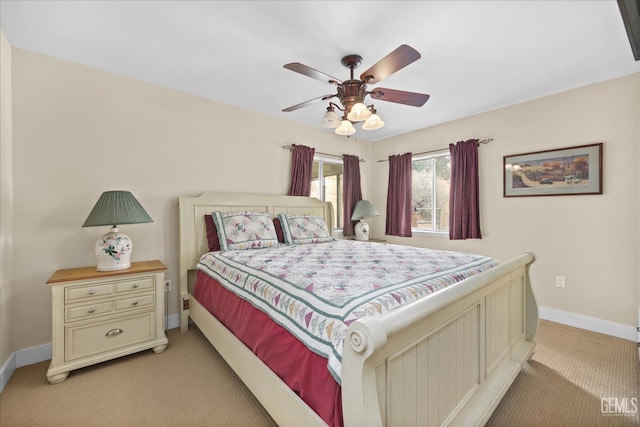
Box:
486 320 639 427
0 326 277 427
1 320 637 426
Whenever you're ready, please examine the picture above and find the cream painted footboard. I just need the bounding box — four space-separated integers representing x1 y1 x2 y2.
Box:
342 252 537 427
178 193 537 427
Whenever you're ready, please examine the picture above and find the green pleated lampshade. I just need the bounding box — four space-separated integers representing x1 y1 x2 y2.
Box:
82 191 153 228
351 200 380 221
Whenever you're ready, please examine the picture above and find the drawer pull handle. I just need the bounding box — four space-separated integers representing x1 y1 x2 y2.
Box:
105 328 123 337
132 301 138 306
88 308 95 313
88 289 96 295
133 283 139 289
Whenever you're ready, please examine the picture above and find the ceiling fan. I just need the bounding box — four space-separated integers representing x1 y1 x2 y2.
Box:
282 44 430 135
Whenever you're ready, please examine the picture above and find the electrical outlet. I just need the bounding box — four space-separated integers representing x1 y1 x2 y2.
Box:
555 276 566 288
164 280 171 292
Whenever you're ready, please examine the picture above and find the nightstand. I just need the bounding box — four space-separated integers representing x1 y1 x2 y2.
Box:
349 238 387 243
46 260 169 383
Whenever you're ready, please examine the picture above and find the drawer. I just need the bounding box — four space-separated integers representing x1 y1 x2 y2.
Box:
115 277 154 294
66 283 114 303
65 310 156 362
65 301 114 322
115 293 155 311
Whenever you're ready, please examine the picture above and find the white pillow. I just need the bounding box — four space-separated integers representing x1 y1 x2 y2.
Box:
277 213 333 245
212 211 279 251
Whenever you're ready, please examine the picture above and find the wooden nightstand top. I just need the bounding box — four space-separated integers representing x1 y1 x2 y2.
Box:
46 260 167 284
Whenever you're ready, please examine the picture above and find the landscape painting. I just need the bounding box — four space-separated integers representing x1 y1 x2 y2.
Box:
503 143 603 197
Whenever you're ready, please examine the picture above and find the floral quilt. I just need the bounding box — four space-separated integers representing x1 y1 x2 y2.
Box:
197 240 498 384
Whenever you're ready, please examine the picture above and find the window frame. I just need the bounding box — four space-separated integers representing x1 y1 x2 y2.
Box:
411 149 450 236
310 155 343 232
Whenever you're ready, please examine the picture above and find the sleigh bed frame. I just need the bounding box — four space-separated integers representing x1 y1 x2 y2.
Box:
178 192 538 427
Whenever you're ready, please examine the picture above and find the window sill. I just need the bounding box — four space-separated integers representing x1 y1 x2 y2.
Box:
411 229 449 237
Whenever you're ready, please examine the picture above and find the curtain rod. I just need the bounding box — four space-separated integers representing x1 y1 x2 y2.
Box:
376 138 493 163
282 145 366 162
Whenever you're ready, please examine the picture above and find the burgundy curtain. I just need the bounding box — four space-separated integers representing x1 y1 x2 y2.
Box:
342 154 362 237
385 152 413 237
287 144 315 196
449 139 482 240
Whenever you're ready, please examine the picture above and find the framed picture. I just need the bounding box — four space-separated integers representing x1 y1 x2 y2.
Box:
503 143 603 197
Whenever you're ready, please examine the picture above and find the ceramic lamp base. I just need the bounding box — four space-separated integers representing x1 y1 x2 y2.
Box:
95 227 132 271
354 220 370 241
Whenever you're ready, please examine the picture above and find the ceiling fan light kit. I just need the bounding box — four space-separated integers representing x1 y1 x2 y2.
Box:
321 105 341 128
283 45 430 137
362 110 385 130
335 118 356 136
346 102 372 122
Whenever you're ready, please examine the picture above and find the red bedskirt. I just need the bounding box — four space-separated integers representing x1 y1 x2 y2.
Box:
193 271 343 427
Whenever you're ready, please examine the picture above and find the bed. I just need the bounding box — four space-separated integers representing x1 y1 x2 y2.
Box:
178 192 538 427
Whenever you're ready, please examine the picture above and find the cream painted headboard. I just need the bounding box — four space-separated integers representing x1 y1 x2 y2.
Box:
178 192 334 304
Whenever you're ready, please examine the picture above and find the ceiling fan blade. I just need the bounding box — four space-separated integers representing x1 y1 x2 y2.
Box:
368 88 430 107
282 94 336 112
360 45 421 85
284 63 343 85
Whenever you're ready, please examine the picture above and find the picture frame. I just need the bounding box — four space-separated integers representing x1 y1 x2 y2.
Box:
503 143 603 197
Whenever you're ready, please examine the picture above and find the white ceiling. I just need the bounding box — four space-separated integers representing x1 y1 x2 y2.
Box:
1 1 638 142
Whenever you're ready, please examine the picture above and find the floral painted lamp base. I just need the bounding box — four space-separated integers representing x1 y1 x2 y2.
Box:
95 227 132 271
354 220 370 241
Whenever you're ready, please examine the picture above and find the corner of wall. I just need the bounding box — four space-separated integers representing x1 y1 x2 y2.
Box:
635 72 640 357
0 352 16 393
0 30 15 388
0 342 52 393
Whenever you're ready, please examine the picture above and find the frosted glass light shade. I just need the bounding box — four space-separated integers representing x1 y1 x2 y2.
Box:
335 120 356 136
347 102 372 122
82 191 152 271
321 109 340 128
362 113 385 130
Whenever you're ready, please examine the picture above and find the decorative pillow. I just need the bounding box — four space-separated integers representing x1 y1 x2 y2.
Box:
272 216 285 244
212 211 279 251
277 213 334 245
204 214 221 252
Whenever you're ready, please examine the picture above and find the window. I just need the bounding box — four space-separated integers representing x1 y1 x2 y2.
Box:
310 157 343 230
411 151 450 232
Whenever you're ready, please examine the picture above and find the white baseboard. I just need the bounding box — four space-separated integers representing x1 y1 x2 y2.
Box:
0 351 16 393
0 342 51 393
166 312 180 330
539 305 636 342
16 342 52 367
0 313 182 393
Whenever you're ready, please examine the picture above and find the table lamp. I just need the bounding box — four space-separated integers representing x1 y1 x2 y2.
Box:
351 200 380 241
82 190 153 271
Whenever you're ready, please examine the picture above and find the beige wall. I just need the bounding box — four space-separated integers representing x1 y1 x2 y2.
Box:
2 44 638 362
1 32 15 368
8 48 372 352
371 73 640 329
